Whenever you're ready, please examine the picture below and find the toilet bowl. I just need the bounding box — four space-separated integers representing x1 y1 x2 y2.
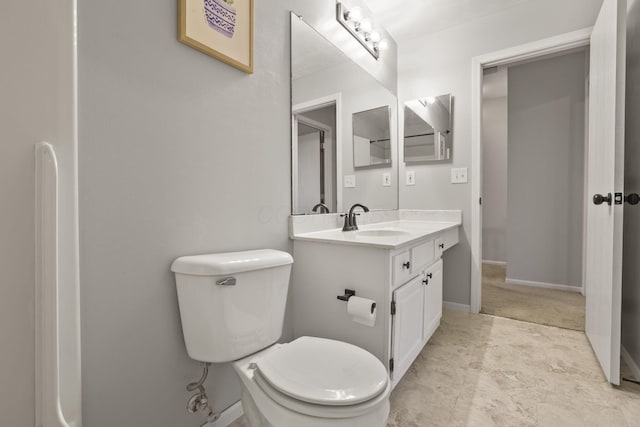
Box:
234 337 390 427
171 249 390 426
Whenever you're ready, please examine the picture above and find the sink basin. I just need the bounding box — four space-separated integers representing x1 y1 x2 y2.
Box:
356 229 411 237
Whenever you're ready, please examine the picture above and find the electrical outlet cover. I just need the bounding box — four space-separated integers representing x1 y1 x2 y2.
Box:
382 173 391 187
451 168 468 184
344 175 356 188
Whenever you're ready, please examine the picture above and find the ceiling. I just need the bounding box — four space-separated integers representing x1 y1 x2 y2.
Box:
365 0 533 42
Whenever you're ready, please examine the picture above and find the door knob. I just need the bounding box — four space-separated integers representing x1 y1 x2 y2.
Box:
626 193 640 205
593 193 612 206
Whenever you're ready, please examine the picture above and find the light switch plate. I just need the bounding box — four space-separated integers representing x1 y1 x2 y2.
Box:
451 168 468 184
382 172 391 187
406 171 416 186
344 175 356 188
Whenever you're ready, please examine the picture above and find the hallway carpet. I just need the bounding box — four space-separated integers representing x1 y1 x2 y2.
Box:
481 263 585 331
387 310 640 427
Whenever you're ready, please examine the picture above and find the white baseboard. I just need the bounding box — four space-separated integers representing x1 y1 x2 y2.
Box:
205 401 243 427
443 301 471 312
482 260 507 266
505 277 583 293
622 346 640 381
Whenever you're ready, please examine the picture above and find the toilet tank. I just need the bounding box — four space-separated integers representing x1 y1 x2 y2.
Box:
171 249 294 363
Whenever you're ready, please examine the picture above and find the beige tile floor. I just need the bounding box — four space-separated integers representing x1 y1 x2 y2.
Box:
481 263 586 331
387 310 640 427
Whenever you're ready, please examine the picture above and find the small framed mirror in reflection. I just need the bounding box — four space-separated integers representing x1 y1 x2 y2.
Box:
404 94 453 163
353 106 392 168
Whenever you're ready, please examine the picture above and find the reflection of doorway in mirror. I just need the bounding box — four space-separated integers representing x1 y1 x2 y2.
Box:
296 124 324 213
292 104 337 214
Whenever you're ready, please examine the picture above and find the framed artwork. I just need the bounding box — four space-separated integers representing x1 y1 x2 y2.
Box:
179 0 254 73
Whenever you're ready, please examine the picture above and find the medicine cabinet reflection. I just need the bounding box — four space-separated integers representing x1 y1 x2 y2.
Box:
353 106 392 168
404 94 453 163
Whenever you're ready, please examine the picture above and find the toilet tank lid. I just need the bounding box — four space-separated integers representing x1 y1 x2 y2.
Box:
171 249 293 276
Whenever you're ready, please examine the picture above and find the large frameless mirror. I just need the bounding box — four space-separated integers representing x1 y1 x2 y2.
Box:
291 13 398 215
404 94 453 163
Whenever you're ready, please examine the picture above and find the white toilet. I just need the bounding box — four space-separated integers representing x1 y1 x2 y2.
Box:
171 249 390 427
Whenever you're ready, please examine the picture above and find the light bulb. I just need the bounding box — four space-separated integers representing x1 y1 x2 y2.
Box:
345 7 362 22
369 31 381 43
359 19 372 33
376 39 389 50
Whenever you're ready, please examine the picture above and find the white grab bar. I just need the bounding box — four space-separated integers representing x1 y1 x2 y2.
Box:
35 142 71 427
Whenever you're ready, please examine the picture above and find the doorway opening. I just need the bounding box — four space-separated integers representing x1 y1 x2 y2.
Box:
292 94 341 214
479 49 588 331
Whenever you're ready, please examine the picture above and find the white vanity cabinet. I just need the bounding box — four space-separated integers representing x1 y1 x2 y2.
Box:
391 244 443 382
291 225 458 389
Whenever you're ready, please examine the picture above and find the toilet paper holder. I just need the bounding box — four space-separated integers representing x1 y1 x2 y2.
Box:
337 289 377 314
337 289 356 301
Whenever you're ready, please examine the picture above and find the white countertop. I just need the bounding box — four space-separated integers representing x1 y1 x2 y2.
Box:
290 219 461 249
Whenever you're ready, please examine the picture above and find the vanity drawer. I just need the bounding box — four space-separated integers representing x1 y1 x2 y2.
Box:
393 250 414 286
411 240 435 273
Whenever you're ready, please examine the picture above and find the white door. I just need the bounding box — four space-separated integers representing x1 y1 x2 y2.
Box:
392 276 425 382
585 0 626 385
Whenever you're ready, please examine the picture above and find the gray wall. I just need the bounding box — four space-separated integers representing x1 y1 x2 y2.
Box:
1 2 40 423
397 0 603 305
481 96 508 263
506 52 586 288
623 0 640 375
1 1 75 424
78 1 396 426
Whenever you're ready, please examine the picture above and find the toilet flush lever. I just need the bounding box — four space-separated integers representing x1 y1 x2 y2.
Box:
216 277 236 286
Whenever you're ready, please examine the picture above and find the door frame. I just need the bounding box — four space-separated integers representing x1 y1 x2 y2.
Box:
292 93 342 212
469 28 593 313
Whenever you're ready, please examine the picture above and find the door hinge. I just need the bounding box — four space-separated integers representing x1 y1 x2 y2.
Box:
389 358 394 372
479 197 482 205
391 301 396 316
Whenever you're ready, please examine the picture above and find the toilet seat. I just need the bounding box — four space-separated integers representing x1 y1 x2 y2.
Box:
248 336 389 418
252 367 390 419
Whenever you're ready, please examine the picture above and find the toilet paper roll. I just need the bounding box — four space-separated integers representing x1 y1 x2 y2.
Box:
347 296 377 327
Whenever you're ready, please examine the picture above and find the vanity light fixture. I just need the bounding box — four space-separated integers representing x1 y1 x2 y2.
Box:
336 2 386 60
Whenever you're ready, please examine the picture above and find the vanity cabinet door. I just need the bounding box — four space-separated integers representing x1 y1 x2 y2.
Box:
391 276 424 381
422 259 443 342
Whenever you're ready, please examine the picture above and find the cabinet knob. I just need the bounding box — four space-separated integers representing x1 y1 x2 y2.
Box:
427 273 433 279
422 279 429 285
402 261 411 269
439 243 445 249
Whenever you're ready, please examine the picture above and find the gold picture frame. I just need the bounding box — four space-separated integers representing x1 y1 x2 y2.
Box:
179 0 253 73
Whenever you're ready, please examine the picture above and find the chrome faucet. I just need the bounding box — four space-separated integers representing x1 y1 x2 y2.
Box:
312 203 330 214
342 203 370 231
